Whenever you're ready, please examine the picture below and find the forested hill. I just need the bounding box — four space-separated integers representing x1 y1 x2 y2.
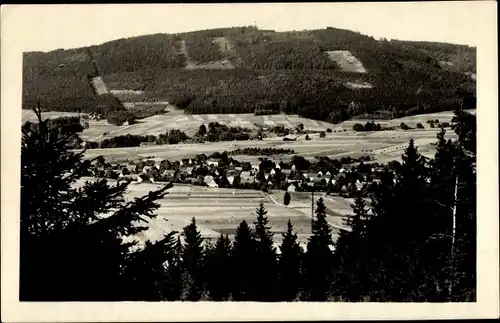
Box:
23 26 476 123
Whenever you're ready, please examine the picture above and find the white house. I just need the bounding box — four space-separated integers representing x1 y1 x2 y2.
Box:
207 160 219 167
204 175 214 185
325 171 331 177
287 183 297 192
207 179 219 188
275 163 281 170
317 170 323 177
188 159 193 165
291 165 297 172
227 176 235 185
142 166 152 174
270 169 276 175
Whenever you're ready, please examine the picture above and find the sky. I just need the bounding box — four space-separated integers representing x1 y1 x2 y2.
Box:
2 2 494 52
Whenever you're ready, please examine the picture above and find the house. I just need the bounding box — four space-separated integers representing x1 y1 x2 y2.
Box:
207 179 219 188
339 168 346 173
183 167 194 176
251 163 259 171
227 176 235 185
270 169 276 176
137 174 152 183
264 173 270 180
282 169 291 177
325 171 331 177
240 171 254 185
317 170 323 177
214 169 219 176
234 166 243 172
355 180 364 191
291 165 297 172
163 169 176 177
204 175 214 185
188 159 193 165
275 163 281 170
207 159 219 167
142 166 153 174
287 183 297 192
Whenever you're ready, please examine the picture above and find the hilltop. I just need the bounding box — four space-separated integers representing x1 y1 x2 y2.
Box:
23 26 476 123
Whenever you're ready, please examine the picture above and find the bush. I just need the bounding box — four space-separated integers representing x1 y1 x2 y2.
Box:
352 123 365 132
441 122 450 128
416 123 424 129
326 128 332 133
400 122 409 130
434 119 440 124
283 192 291 206
319 131 326 138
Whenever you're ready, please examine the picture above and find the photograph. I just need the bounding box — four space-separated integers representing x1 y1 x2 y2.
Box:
1 2 498 321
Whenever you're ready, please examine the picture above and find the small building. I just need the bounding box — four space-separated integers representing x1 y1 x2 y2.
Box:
207 159 219 167
227 176 235 185
142 166 153 174
234 166 243 172
207 179 219 188
204 175 214 185
325 171 331 177
317 171 323 177
270 169 276 176
287 183 297 192
183 167 194 176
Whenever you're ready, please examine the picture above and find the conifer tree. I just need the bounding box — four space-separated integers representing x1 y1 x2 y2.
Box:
231 220 257 301
20 105 175 301
182 217 204 301
163 235 184 301
278 220 303 301
205 233 233 301
253 202 278 301
304 198 334 301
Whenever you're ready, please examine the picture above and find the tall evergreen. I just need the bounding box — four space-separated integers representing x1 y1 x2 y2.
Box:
304 198 334 301
20 105 175 301
278 220 303 301
253 202 278 301
231 220 257 301
182 217 204 301
333 193 372 301
163 235 184 301
205 233 233 301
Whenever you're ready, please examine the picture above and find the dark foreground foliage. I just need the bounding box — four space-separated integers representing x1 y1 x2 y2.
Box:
21 105 475 301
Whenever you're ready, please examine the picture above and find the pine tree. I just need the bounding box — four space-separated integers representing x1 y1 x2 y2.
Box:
278 220 303 301
304 198 334 301
182 217 204 301
253 202 278 301
205 233 233 301
20 105 175 301
231 220 257 301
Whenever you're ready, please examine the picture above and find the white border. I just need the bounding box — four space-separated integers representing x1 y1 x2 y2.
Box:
1 3 498 321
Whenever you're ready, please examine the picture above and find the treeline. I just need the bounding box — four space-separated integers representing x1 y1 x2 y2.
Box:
106 105 167 126
228 147 295 156
85 129 190 149
195 122 253 142
21 105 476 301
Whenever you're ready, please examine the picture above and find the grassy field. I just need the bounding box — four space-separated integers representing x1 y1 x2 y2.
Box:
23 108 474 165
74 179 342 250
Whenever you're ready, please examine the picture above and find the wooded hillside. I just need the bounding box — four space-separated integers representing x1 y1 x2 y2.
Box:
23 26 476 121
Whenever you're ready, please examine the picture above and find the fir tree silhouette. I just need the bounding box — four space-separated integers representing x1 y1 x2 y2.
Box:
253 202 278 301
205 233 232 301
182 218 204 301
20 105 176 301
278 219 303 301
231 220 257 301
305 198 334 301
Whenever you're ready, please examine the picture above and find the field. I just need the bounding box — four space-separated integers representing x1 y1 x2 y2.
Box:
325 50 367 73
74 179 344 250
79 109 473 164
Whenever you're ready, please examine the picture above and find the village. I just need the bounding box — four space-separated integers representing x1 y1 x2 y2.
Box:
86 151 387 198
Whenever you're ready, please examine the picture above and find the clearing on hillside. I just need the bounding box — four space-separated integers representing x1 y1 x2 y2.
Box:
325 50 367 73
212 36 245 68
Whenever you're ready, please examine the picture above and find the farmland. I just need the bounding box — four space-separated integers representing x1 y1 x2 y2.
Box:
73 178 344 250
77 109 473 164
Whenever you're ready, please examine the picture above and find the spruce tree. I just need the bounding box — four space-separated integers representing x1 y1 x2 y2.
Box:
20 105 175 301
305 198 334 301
163 235 184 300
205 233 233 301
182 217 204 301
278 220 303 301
253 202 278 301
231 220 257 301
